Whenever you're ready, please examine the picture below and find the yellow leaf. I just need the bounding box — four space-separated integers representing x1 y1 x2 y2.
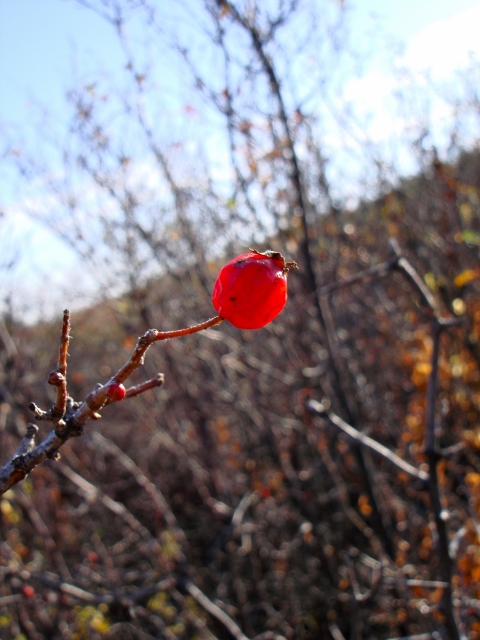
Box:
454 269 480 287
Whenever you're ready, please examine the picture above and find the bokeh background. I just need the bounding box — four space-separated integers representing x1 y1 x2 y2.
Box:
1 1 480 638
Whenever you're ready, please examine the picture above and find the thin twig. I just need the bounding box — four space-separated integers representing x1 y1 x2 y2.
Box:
17 569 175 606
389 239 439 314
30 309 71 424
113 316 223 385
308 400 429 482
13 424 39 458
0 314 223 495
55 463 163 555
124 374 165 398
317 256 399 297
92 432 189 554
185 581 251 640
346 554 382 604
329 622 347 640
424 317 462 640
52 309 71 418
315 428 386 561
0 315 18 358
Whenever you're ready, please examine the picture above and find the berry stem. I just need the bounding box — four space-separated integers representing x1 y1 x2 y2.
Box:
153 315 224 341
112 316 223 386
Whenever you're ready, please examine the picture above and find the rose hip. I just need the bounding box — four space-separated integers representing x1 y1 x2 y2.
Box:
212 249 297 329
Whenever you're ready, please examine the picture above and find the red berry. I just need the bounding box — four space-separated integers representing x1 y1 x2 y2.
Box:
87 551 99 564
107 381 126 401
22 585 35 598
212 250 297 330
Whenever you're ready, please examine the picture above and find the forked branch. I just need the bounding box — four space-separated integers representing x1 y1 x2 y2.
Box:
0 313 223 495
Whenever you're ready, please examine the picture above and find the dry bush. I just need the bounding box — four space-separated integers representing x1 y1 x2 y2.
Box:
2 2 480 639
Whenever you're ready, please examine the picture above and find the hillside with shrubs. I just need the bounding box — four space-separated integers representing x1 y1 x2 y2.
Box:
2 2 480 638
1 148 480 638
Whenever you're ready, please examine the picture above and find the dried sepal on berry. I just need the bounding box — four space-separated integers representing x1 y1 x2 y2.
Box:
248 248 298 274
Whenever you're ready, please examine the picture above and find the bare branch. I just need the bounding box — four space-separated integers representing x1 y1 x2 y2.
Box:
56 463 164 556
16 569 175 607
184 581 251 640
112 316 223 384
0 315 18 358
424 317 462 640
0 314 223 495
13 423 39 458
51 308 70 418
317 255 399 297
389 239 440 314
32 309 71 423
92 432 189 554
329 623 347 640
308 399 429 482
0 429 64 493
117 373 165 400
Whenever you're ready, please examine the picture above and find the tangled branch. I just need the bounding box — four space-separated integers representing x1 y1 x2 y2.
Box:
0 313 223 495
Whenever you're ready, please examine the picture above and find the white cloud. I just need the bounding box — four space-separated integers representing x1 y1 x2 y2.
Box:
0 208 98 323
405 2 480 78
333 2 480 153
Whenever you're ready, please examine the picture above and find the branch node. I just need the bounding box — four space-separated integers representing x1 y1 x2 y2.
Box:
54 420 67 436
29 402 45 419
65 418 84 437
139 329 158 347
12 455 28 471
85 390 107 413
48 370 65 386
25 423 39 438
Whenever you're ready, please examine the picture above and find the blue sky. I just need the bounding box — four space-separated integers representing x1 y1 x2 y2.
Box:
1 0 480 130
0 0 119 125
1 0 480 321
